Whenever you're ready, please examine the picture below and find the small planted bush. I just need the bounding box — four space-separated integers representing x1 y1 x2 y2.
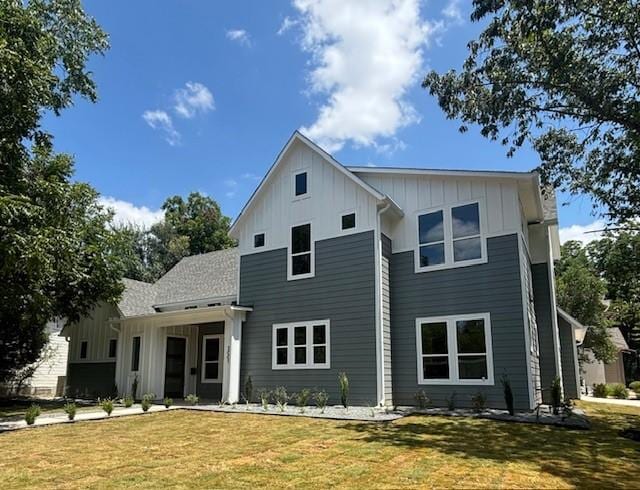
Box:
551 376 562 414
273 386 289 412
141 398 151 412
593 383 608 398
163 397 173 408
258 389 271 411
314 389 329 413
446 392 457 411
123 395 134 408
414 390 430 409
609 383 629 399
185 394 199 406
64 402 77 421
471 392 486 412
24 404 41 425
295 388 312 413
338 372 349 409
501 374 514 415
101 398 114 416
630 381 640 394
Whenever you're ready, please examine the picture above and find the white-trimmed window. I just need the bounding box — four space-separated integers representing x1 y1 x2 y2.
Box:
79 340 88 360
202 334 224 383
288 222 314 279
341 211 356 231
131 336 141 372
292 170 310 199
416 313 494 385
254 232 265 248
416 200 486 272
272 320 330 369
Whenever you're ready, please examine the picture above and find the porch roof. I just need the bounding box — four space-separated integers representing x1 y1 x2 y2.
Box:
110 304 252 328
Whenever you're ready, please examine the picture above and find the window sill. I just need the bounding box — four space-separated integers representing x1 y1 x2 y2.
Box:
287 272 315 281
272 365 330 370
417 379 494 386
201 379 222 384
292 194 311 203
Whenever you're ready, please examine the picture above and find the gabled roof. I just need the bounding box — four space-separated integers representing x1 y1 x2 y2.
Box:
229 131 388 237
608 327 630 351
115 248 238 318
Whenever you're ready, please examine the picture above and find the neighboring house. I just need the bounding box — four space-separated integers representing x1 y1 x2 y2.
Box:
581 327 632 390
62 131 579 410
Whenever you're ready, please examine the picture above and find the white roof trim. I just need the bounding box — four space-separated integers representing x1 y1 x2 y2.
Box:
557 307 586 330
348 166 538 180
229 131 386 237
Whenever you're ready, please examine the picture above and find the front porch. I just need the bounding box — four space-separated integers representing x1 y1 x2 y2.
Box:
109 305 251 402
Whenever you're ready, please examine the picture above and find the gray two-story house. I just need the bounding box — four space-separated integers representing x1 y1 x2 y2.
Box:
62 131 580 410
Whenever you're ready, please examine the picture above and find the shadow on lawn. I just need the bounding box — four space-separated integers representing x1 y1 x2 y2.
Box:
338 407 640 488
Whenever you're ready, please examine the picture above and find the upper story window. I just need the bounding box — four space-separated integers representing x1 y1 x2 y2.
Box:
202 334 223 383
416 201 485 272
341 212 356 230
289 223 314 279
294 171 308 197
254 233 265 248
131 336 141 371
272 320 330 369
108 338 117 358
80 340 88 360
416 313 494 385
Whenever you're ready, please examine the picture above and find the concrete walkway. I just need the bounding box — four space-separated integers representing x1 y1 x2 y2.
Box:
582 395 640 407
0 404 176 432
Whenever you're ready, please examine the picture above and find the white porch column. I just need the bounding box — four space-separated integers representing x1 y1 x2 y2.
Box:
222 311 243 403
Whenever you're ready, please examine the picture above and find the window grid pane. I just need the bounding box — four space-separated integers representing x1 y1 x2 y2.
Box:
452 203 480 239
418 211 444 245
295 172 307 196
274 323 328 368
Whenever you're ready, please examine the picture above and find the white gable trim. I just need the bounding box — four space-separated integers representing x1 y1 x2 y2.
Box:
229 131 387 238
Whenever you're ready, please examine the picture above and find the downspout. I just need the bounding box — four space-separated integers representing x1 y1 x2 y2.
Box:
374 201 392 406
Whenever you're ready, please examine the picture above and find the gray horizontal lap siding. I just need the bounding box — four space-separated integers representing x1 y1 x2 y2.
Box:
390 234 531 410
531 263 559 401
558 316 579 399
66 362 116 398
239 231 378 405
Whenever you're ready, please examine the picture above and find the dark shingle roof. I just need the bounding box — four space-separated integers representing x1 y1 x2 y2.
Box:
116 248 238 317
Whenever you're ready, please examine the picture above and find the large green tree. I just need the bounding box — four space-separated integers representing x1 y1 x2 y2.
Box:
0 0 122 382
423 0 640 225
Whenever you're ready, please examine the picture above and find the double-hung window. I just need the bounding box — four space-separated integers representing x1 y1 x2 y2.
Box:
272 320 330 369
289 223 313 279
202 335 223 383
416 313 493 385
416 201 485 272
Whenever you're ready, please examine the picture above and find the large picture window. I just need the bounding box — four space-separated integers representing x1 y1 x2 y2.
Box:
416 313 493 385
416 201 485 272
202 334 223 383
272 320 330 369
289 223 314 279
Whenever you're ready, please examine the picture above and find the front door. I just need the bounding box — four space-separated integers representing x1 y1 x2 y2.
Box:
164 337 186 398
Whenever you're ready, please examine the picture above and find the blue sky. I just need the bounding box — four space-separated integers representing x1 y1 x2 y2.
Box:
43 0 603 243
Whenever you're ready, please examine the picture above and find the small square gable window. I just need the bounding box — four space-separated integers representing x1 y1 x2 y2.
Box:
295 172 307 196
254 233 265 248
341 213 356 230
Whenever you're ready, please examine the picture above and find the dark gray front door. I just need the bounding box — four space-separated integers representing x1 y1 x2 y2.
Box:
164 337 186 398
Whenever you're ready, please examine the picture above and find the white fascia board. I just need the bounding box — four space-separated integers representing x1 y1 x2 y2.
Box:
347 166 537 180
152 295 236 310
229 131 387 237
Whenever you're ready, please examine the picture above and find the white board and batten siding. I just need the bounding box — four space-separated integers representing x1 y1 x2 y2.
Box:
354 173 526 253
236 140 379 256
26 320 69 397
67 302 120 363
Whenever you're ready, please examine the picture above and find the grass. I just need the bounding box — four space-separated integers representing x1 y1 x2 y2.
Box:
0 400 638 488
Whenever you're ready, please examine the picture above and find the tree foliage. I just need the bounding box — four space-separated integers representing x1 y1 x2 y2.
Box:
0 0 121 382
423 0 640 224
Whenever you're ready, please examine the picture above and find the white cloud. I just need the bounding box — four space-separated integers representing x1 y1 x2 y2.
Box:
99 196 164 228
174 82 215 119
277 16 298 35
142 110 180 146
224 178 238 198
241 172 262 181
559 220 606 245
442 0 463 25
294 0 446 153
226 29 251 47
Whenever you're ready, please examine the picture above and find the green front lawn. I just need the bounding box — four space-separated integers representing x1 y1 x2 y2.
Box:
0 401 638 488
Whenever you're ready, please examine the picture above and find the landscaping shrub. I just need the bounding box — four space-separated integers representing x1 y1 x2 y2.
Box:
243 375 253 404
630 381 640 394
163 397 173 408
273 386 289 412
64 402 77 421
185 394 199 406
338 372 349 408
24 404 41 425
313 389 329 413
609 383 629 399
295 388 312 412
593 383 608 398
501 374 514 415
141 398 151 412
446 392 457 411
123 395 134 408
258 389 271 410
100 398 114 416
471 392 486 412
414 390 430 409
551 376 562 414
